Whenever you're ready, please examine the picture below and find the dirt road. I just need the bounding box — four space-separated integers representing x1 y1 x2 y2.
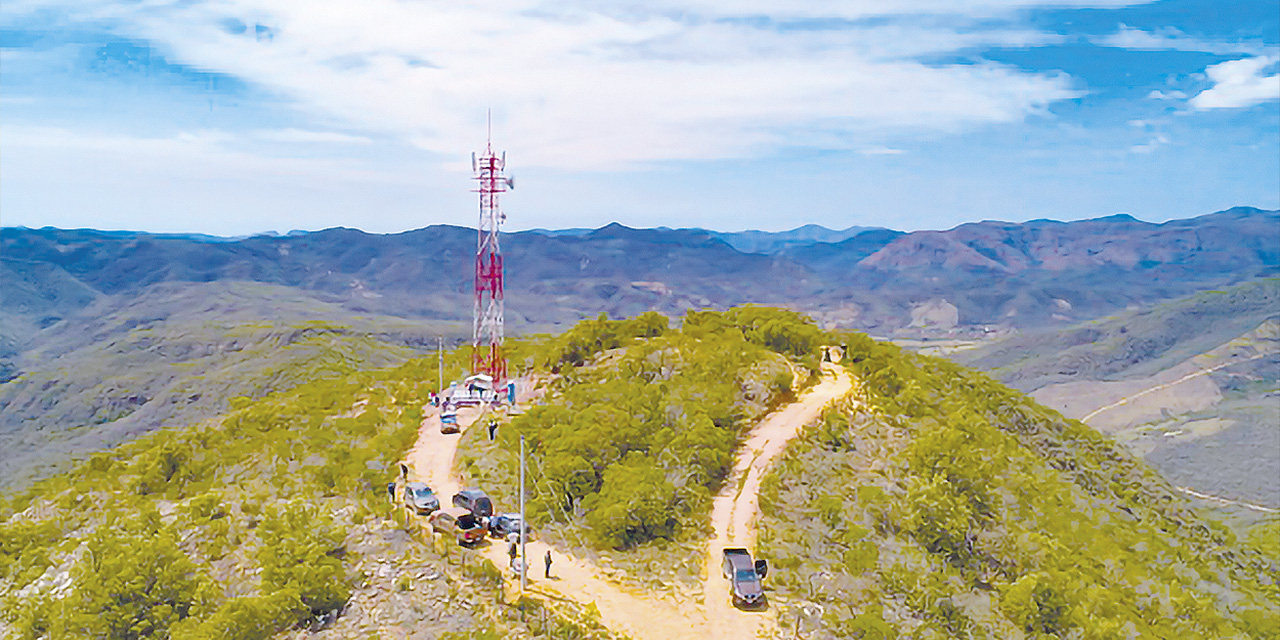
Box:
701 362 854 639
1081 352 1272 422
407 403 710 639
403 363 853 639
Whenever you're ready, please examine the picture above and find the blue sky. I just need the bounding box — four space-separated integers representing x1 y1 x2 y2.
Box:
1 0 1276 235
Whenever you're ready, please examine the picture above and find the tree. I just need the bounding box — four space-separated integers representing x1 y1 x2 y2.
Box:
584 454 681 548
56 514 211 639
257 501 349 615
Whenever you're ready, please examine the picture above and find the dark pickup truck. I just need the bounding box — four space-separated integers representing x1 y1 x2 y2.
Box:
721 547 768 608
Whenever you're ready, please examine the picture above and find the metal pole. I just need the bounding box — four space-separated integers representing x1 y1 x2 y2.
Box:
520 434 527 591
437 335 444 392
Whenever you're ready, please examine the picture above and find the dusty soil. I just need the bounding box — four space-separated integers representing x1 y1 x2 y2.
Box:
406 393 709 639
700 362 854 639
403 364 854 639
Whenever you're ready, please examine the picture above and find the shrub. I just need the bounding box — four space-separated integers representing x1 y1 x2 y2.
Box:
1001 571 1072 636
54 515 212 639
256 501 350 615
585 454 681 549
170 591 307 640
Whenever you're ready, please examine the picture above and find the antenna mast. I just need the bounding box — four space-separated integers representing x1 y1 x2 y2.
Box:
472 117 508 386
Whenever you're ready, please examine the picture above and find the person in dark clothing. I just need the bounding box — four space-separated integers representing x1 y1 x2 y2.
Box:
509 540 519 561
487 419 499 441
544 550 553 578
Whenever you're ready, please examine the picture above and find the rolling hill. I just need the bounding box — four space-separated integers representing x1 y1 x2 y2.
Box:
951 279 1280 513
1 309 1276 639
4 207 1276 351
0 281 469 490
1 207 1276 490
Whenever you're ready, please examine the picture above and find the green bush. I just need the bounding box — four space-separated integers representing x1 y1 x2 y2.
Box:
170 591 307 640
542 311 670 369
838 606 898 639
1001 571 1071 636
257 501 350 615
585 454 682 548
483 308 817 549
41 514 212 640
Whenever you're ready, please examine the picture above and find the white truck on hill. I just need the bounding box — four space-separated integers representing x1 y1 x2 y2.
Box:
444 374 515 407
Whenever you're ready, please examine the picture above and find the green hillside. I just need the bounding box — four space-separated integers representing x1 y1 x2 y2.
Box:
758 334 1279 638
3 307 1276 639
0 306 824 637
0 281 470 491
0 340 615 640
456 307 819 585
951 278 1279 391
949 279 1280 516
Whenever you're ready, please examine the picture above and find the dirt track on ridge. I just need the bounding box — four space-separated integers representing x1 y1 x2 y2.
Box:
701 362 854 639
407 402 707 639
404 364 853 639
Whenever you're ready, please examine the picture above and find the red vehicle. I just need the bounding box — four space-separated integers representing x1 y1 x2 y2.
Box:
428 507 486 545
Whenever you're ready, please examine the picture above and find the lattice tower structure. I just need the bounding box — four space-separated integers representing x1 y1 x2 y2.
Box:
471 135 508 385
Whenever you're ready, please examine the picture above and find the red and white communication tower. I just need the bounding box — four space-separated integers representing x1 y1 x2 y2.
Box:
471 127 511 386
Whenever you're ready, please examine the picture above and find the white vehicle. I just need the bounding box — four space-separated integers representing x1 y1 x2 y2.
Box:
446 374 499 406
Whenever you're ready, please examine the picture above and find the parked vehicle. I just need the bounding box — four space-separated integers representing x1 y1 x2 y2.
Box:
447 374 500 407
428 507 487 545
721 547 767 608
403 482 440 515
452 488 494 519
488 513 532 540
440 409 460 434
404 483 439 513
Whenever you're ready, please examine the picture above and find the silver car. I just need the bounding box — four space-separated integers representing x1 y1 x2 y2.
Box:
403 482 440 515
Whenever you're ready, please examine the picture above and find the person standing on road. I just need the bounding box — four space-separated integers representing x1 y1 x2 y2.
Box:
544 550 552 578
487 419 499 441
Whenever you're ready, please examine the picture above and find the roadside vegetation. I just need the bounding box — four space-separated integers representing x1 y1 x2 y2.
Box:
457 307 822 585
757 333 1280 638
7 303 1275 639
0 339 615 639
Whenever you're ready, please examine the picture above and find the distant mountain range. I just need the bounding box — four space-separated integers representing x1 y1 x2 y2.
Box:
1 206 1276 488
524 223 882 254
5 207 1275 345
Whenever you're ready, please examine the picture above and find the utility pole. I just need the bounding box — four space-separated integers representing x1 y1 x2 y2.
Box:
520 434 527 591
437 335 444 392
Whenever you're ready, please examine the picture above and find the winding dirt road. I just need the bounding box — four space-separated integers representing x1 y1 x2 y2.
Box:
407 404 708 639
701 362 854 639
404 363 853 639
1081 352 1273 422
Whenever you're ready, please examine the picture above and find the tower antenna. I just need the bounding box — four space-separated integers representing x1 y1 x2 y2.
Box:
471 116 508 387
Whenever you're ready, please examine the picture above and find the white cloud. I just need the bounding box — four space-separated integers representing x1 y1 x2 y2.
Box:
255 129 373 144
1130 133 1168 154
0 123 446 234
2 125 402 181
7 0 1160 169
1098 24 1265 55
1190 56 1280 110
1145 89 1186 101
859 146 905 155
